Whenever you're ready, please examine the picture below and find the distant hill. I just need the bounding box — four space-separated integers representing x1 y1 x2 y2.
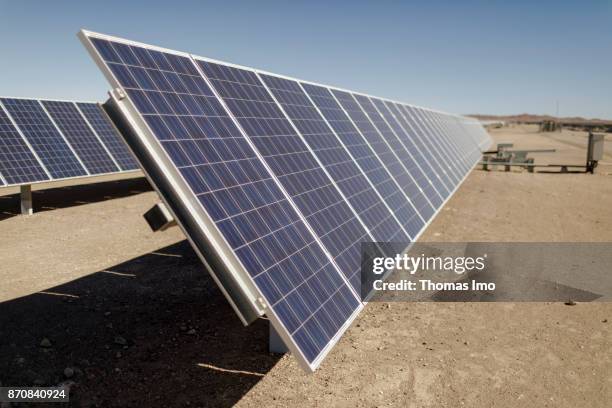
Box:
467 114 612 126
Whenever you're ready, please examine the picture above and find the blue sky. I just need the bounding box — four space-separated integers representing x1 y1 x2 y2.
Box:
1 1 610 118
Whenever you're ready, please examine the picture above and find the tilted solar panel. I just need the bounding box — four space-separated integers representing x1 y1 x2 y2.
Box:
330 90 426 237
82 33 363 370
0 102 49 185
79 30 491 371
0 98 141 189
42 100 119 175
1 98 88 179
301 84 424 242
399 104 462 186
354 95 435 221
258 74 410 245
196 60 370 293
383 101 452 198
76 102 139 171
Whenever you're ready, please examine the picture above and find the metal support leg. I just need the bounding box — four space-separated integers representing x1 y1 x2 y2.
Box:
20 185 33 216
269 322 288 354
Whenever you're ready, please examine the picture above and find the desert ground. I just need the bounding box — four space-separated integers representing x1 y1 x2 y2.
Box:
0 124 610 407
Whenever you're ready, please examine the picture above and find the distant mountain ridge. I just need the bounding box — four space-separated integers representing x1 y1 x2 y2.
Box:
467 114 612 126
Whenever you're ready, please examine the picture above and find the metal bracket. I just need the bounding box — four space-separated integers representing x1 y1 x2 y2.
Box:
269 322 289 354
20 185 33 216
143 202 177 232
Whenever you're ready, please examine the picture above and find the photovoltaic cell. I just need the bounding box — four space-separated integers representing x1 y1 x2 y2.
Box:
76 103 139 171
258 74 410 244
1 98 87 179
196 60 369 293
86 35 361 368
0 103 49 185
42 101 119 175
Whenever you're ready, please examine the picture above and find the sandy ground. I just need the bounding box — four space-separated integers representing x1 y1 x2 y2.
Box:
0 125 610 407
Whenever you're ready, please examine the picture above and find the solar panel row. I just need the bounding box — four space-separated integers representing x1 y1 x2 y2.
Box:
0 98 139 187
80 30 491 371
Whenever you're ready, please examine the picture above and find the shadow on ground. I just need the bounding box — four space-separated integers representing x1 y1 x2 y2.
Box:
0 178 152 221
0 241 280 407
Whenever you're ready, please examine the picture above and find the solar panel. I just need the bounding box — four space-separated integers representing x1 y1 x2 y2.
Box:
1 98 88 179
79 30 491 371
42 100 119 175
0 102 49 185
81 33 363 370
399 104 462 187
196 60 370 293
369 97 444 209
300 84 424 242
76 102 140 171
420 110 471 174
0 98 141 189
383 101 453 198
257 74 410 246
329 90 426 237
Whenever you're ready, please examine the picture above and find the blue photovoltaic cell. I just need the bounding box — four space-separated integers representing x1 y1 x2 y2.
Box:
302 83 422 240
383 101 452 198
88 36 361 366
76 103 139 171
0 104 49 185
42 101 119 175
398 104 461 188
370 98 444 209
352 94 435 221
1 98 87 179
197 60 369 293
330 90 425 237
258 74 409 244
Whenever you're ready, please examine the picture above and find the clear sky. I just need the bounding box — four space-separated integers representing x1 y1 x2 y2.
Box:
1 1 610 118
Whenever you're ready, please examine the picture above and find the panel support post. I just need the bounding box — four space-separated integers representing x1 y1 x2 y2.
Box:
269 322 289 354
20 185 33 216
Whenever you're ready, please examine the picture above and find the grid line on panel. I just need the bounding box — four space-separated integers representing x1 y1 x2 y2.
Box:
397 104 460 188
383 101 453 197
369 97 445 208
352 94 436 220
76 103 140 171
88 35 361 366
0 98 88 179
258 74 410 245
328 89 425 237
0 102 49 185
195 60 370 293
41 101 119 175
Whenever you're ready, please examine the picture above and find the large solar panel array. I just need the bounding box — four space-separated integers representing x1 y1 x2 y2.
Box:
80 30 491 371
0 97 139 187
